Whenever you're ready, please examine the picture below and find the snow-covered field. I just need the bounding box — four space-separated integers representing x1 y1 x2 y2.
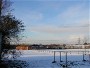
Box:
17 49 90 68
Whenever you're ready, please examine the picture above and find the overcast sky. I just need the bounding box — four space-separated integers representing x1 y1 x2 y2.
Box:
11 0 90 44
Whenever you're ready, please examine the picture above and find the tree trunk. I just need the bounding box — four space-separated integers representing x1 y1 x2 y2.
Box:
0 0 2 61
0 33 2 61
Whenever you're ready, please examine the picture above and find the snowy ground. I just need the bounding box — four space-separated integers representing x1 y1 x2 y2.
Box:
16 49 90 68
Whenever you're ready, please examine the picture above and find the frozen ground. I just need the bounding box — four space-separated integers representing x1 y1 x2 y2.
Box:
17 49 90 68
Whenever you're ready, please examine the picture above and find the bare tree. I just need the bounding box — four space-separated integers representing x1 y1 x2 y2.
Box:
0 0 24 60
0 0 11 16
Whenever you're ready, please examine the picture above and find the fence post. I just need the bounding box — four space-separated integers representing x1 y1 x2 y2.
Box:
83 51 85 61
60 52 62 62
52 51 56 63
66 52 67 67
89 54 90 63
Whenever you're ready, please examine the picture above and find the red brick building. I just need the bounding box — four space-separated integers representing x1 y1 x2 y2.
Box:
16 45 31 50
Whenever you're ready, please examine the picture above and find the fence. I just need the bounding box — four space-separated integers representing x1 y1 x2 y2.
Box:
52 50 90 67
35 49 90 67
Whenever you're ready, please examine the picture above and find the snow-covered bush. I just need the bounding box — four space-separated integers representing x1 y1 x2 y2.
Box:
1 49 22 60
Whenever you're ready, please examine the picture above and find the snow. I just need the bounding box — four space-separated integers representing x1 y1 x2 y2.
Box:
16 49 90 68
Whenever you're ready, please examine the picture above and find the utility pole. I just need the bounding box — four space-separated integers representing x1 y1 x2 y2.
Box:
78 37 80 45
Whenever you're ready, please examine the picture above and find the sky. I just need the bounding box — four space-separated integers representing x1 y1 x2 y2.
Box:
11 0 90 44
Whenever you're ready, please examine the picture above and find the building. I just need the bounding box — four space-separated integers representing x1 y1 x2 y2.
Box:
16 45 31 50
